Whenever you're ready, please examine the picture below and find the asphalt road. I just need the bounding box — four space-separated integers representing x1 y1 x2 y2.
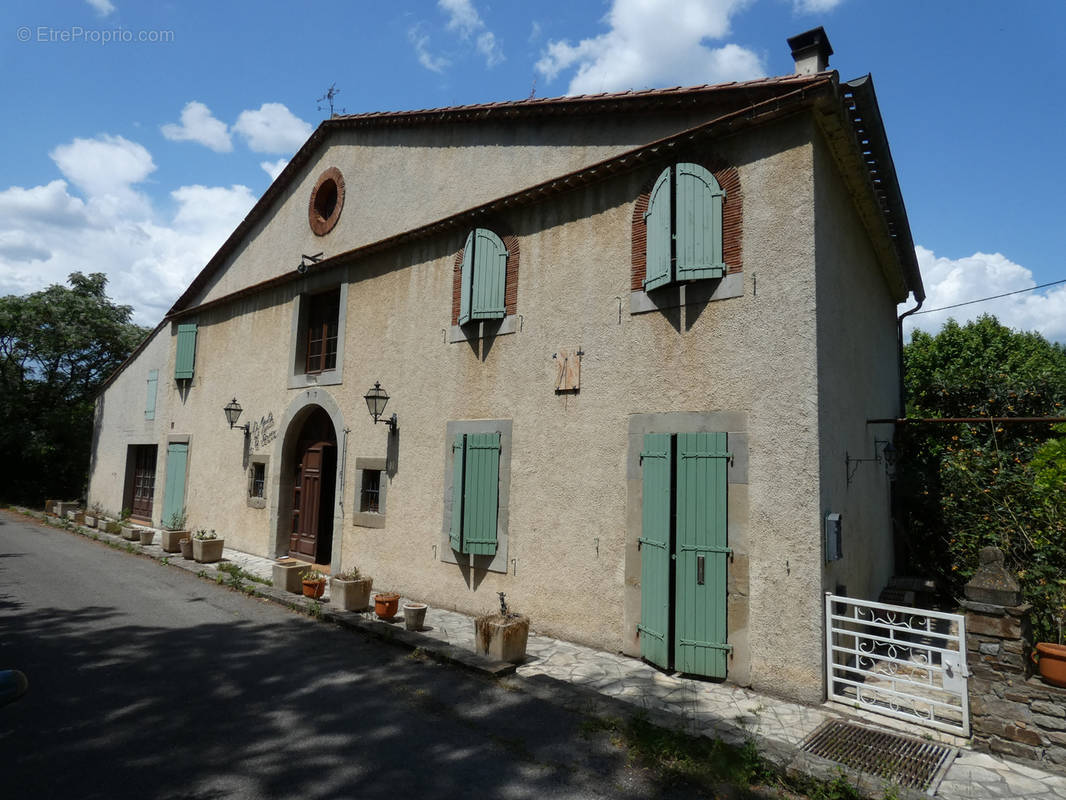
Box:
0 510 702 800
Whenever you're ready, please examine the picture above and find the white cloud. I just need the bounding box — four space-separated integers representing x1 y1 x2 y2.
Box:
536 0 764 95
904 246 1066 343
438 0 504 66
409 25 450 73
50 135 154 198
233 103 313 154
0 136 256 325
793 0 845 12
161 101 232 152
260 159 288 181
86 0 115 16
49 134 155 218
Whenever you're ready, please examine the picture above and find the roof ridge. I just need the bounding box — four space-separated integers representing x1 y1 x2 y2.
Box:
328 72 833 122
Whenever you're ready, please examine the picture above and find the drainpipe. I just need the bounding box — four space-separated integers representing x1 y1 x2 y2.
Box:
896 295 923 416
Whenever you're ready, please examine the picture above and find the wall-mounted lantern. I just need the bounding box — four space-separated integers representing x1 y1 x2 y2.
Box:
364 382 398 433
223 397 250 435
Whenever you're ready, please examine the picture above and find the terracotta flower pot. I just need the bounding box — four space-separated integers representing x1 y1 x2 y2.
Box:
302 579 326 599
1033 642 1066 688
138 529 155 546
374 593 400 620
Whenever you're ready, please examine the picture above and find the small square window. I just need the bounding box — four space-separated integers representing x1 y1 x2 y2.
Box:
353 457 387 528
251 463 265 499
360 470 381 513
247 459 268 509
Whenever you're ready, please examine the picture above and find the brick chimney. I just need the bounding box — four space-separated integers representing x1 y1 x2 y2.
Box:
787 26 833 75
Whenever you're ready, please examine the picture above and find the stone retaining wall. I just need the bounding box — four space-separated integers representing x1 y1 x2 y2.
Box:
964 598 1066 770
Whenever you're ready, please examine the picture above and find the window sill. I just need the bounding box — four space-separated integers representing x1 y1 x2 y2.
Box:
287 369 343 390
352 511 386 529
247 497 266 509
448 314 518 344
630 272 743 315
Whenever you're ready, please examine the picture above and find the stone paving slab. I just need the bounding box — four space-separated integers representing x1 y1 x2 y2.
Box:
17 506 1066 799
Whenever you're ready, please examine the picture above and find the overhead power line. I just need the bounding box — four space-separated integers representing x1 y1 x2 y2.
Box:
913 277 1066 315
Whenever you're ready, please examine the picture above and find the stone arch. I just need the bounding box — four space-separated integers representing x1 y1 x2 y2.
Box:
270 388 346 569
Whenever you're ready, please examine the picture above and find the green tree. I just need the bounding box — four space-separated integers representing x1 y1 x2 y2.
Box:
0 273 148 505
898 316 1066 640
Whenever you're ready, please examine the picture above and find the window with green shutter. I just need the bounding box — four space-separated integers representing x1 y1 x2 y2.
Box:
644 163 725 290
458 228 508 326
448 431 501 555
174 323 197 381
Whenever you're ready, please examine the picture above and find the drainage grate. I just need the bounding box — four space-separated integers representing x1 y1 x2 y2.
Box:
801 719 957 794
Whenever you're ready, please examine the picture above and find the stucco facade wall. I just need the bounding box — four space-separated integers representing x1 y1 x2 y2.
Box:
88 326 172 522
197 111 734 306
89 111 899 705
812 129 901 609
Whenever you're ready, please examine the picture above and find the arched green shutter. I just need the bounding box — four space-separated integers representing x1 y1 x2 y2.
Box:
175 323 197 380
638 433 672 669
449 435 465 551
458 232 474 326
470 228 507 321
644 167 673 291
675 163 725 282
462 432 500 555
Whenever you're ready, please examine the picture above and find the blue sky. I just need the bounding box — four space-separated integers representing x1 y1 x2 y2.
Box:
1 0 1064 341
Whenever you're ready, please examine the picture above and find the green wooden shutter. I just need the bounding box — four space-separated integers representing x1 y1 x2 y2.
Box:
161 442 188 527
638 433 672 669
458 231 474 326
644 167 673 291
462 432 500 555
145 369 158 420
470 228 507 321
674 432 730 678
174 323 197 381
449 435 465 552
675 163 725 282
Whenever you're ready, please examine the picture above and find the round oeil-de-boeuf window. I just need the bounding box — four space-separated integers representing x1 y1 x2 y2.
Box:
309 167 344 235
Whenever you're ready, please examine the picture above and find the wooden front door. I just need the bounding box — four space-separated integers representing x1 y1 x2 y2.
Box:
289 441 334 561
131 445 157 520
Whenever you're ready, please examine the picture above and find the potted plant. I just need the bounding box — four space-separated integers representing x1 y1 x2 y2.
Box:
73 509 86 526
1033 592 1066 688
160 508 189 553
85 502 104 528
301 568 327 599
192 528 224 563
120 508 139 541
179 535 194 560
138 528 156 546
474 593 529 664
374 592 400 620
330 566 373 610
403 602 428 631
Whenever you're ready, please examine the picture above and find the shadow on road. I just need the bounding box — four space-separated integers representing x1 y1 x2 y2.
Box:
0 586 672 799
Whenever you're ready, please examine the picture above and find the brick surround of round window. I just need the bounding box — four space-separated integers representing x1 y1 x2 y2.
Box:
309 167 345 236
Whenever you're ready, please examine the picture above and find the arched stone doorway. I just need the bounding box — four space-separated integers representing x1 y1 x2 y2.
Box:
276 402 339 564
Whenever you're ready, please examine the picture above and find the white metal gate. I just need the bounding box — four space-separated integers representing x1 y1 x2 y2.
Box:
825 592 970 737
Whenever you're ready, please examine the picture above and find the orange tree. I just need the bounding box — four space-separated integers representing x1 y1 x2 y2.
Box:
897 316 1066 641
